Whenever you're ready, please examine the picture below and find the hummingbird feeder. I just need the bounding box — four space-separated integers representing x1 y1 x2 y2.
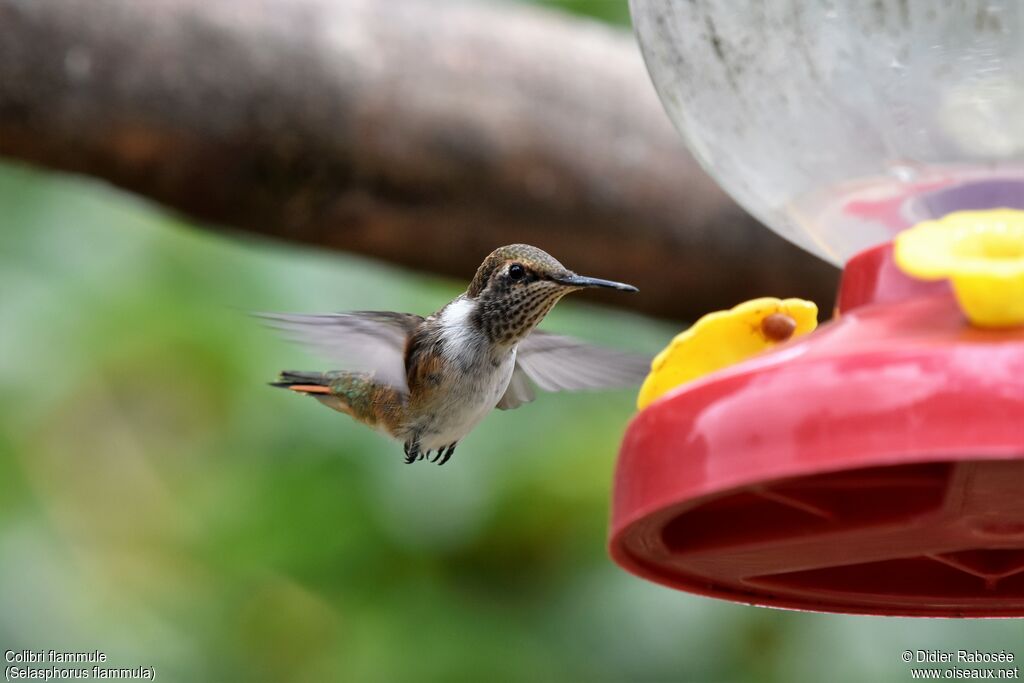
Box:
611 0 1024 616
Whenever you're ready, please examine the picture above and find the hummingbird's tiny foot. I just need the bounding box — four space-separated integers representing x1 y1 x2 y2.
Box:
403 441 420 464
437 442 457 466
419 450 431 461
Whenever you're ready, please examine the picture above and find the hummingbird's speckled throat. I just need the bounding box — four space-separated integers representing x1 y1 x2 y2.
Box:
265 244 647 466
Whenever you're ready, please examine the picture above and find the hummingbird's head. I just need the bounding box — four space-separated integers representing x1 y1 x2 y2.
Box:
466 244 637 344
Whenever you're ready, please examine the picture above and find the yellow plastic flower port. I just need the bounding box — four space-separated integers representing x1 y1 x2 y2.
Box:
894 209 1024 328
637 298 818 410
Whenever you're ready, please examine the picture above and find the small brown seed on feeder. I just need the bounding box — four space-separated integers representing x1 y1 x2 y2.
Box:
761 313 797 342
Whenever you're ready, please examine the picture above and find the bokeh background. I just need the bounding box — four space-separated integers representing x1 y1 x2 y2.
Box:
2 2 1023 682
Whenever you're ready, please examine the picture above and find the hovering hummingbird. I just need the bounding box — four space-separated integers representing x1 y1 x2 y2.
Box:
265 244 650 465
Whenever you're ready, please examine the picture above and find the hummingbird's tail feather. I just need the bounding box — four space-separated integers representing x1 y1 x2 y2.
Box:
271 370 405 433
271 370 331 392
271 370 351 412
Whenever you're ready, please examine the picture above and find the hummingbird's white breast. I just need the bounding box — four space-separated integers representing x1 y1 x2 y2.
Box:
411 296 516 450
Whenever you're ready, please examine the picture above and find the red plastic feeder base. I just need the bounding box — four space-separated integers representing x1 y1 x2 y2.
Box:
610 243 1024 617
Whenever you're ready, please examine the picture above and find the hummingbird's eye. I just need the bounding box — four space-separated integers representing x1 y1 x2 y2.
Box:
508 263 526 281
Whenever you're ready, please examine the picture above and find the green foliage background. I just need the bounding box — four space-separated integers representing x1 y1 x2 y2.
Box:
1 2 1022 682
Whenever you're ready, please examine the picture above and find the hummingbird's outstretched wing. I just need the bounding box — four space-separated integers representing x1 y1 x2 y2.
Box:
257 311 422 393
497 330 652 410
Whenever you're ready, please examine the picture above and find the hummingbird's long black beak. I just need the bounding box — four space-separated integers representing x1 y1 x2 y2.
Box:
554 273 638 292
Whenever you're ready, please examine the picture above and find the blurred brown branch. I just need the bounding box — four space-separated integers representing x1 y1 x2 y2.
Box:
0 0 837 320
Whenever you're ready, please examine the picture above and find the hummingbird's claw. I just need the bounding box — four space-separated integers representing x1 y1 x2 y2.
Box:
436 442 457 466
403 441 421 464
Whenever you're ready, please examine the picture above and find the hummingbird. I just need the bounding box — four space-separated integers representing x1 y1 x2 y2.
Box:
264 244 650 465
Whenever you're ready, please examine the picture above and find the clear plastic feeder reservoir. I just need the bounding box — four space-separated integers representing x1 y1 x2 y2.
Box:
611 0 1024 616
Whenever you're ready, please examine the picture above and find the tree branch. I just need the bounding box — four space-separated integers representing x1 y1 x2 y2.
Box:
0 0 837 320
